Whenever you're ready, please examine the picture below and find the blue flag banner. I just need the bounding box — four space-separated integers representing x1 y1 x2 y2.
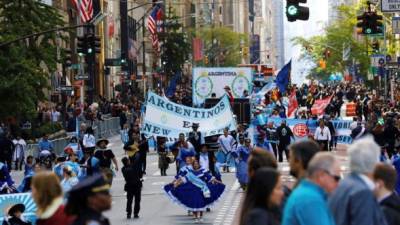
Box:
254 117 353 144
165 71 181 97
0 193 37 223
142 92 237 138
275 60 291 93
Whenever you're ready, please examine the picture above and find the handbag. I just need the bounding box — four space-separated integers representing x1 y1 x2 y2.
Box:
167 152 175 164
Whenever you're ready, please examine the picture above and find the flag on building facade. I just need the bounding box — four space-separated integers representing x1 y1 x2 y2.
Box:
147 4 163 53
71 0 93 23
192 38 203 61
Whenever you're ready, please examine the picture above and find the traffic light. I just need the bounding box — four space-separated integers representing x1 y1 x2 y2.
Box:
120 52 127 65
286 0 309 22
76 36 88 56
64 49 72 67
87 35 101 55
357 11 383 35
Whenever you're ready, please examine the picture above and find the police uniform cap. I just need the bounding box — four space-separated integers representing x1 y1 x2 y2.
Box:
69 174 110 196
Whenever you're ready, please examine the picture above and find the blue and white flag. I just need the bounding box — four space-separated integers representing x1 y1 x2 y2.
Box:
142 92 236 138
0 193 37 223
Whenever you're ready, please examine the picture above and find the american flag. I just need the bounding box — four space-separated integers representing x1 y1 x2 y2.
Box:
147 5 163 53
71 0 93 23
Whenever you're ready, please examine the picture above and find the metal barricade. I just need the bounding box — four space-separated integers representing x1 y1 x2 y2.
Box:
27 117 122 157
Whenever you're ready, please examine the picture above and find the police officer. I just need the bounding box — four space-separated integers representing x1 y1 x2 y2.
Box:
66 174 111 225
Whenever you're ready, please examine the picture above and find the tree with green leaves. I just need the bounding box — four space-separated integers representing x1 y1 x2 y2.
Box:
292 3 370 81
0 0 65 121
158 8 191 77
196 27 248 67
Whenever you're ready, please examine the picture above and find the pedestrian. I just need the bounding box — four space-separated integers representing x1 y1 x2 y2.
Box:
138 134 149 175
60 166 79 193
314 120 331 151
265 122 278 158
232 138 252 190
0 161 15 194
276 120 294 162
32 172 74 225
288 140 320 184
24 156 34 176
247 149 278 178
0 134 15 170
12 135 26 171
82 127 96 154
282 152 340 225
157 137 169 176
188 123 203 155
94 138 118 185
239 168 283 225
121 156 143 219
326 116 336 151
164 158 225 223
66 174 112 225
3 204 32 225
384 118 400 159
81 148 100 178
329 136 388 225
120 123 129 146
373 163 400 225
217 128 235 172
173 133 196 172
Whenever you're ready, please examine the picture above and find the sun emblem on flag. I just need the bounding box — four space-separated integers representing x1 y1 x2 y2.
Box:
160 114 168 124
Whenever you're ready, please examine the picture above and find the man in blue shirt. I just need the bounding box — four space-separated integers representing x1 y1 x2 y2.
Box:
38 134 54 153
283 152 340 225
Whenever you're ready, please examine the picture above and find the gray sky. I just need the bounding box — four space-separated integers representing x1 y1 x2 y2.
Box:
284 0 328 84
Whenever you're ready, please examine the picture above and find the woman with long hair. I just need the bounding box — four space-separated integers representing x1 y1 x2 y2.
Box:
32 172 74 225
239 168 283 225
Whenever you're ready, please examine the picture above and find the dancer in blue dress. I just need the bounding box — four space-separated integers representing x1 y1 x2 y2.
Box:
172 133 196 172
232 138 252 190
164 157 225 223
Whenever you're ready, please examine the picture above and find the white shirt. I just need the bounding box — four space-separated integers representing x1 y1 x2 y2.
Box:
83 134 96 148
350 121 358 131
199 153 209 171
314 126 331 141
218 134 235 153
51 111 61 122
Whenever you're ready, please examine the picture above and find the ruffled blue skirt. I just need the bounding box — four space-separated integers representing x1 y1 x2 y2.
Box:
164 182 225 211
236 160 248 184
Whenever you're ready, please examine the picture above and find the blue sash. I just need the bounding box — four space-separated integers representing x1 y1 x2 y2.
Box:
182 167 210 198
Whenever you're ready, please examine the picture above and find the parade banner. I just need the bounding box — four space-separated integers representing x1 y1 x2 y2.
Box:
257 117 353 144
311 96 332 115
192 67 253 105
142 92 236 138
0 193 37 223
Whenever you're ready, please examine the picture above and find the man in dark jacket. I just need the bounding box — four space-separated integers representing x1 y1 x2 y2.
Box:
276 120 294 162
121 155 143 219
188 123 203 156
373 163 400 225
0 134 15 171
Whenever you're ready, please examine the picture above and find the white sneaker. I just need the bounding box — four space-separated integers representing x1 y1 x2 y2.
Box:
194 218 199 223
199 218 204 223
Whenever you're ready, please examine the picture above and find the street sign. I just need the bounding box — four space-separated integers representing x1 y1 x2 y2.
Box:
393 17 400 34
382 0 400 12
74 74 89 80
105 58 122 66
70 64 81 69
371 54 385 67
56 86 74 92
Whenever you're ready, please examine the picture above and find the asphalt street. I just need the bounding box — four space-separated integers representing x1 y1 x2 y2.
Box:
9 136 350 225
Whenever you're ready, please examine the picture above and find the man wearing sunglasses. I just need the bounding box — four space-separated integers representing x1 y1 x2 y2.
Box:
283 152 340 225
